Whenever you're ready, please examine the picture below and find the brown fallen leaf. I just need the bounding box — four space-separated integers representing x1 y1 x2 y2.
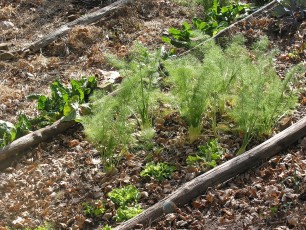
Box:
67 139 80 148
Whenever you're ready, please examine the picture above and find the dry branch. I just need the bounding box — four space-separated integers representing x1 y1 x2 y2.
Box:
28 0 131 52
0 119 76 162
115 116 306 229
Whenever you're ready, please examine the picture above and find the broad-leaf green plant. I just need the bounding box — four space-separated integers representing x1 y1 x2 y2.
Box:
108 185 143 222
140 162 176 182
83 201 106 217
28 76 97 123
0 120 16 148
163 0 250 49
187 139 223 168
108 185 140 207
115 205 143 222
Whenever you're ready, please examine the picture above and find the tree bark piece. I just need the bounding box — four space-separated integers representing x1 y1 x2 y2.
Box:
0 119 76 162
115 116 306 229
29 0 131 52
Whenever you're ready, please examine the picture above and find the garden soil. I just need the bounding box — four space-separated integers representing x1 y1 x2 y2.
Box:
0 0 306 229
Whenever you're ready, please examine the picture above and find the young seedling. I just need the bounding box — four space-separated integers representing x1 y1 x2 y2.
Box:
140 162 176 182
83 201 106 217
107 185 143 222
187 139 223 169
108 185 140 207
115 205 143 222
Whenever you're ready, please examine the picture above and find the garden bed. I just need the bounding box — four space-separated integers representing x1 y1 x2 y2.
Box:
0 0 306 229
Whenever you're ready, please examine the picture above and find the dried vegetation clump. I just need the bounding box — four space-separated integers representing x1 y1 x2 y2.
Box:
67 26 103 54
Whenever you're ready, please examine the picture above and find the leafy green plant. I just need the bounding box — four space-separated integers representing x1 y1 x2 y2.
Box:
15 113 33 138
28 76 97 124
83 201 106 217
0 77 96 149
115 205 143 222
140 162 176 182
102 225 113 230
24 222 53 230
186 154 206 166
0 120 16 148
198 0 250 35
107 185 143 222
163 0 250 49
187 139 223 168
108 185 140 207
199 139 222 161
272 0 306 22
162 22 193 49
206 0 250 23
0 113 39 148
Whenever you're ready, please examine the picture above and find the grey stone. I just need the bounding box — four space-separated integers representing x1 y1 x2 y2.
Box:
0 43 9 51
0 51 15 60
0 21 15 30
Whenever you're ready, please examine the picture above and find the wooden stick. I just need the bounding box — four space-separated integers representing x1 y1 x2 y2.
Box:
115 115 306 229
28 0 131 52
0 119 76 162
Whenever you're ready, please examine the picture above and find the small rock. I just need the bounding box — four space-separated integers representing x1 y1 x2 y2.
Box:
185 172 196 181
102 212 113 221
163 201 177 214
67 139 80 147
165 213 177 222
0 51 15 61
4 167 15 173
287 215 298 226
68 14 78 22
176 220 188 227
279 116 292 131
12 216 25 228
0 43 9 51
140 191 149 198
104 185 113 193
0 21 15 30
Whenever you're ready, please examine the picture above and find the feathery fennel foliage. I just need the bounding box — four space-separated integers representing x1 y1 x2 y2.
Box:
227 37 299 153
165 35 300 151
82 43 163 170
107 43 162 130
165 56 210 142
83 36 302 162
82 93 133 170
